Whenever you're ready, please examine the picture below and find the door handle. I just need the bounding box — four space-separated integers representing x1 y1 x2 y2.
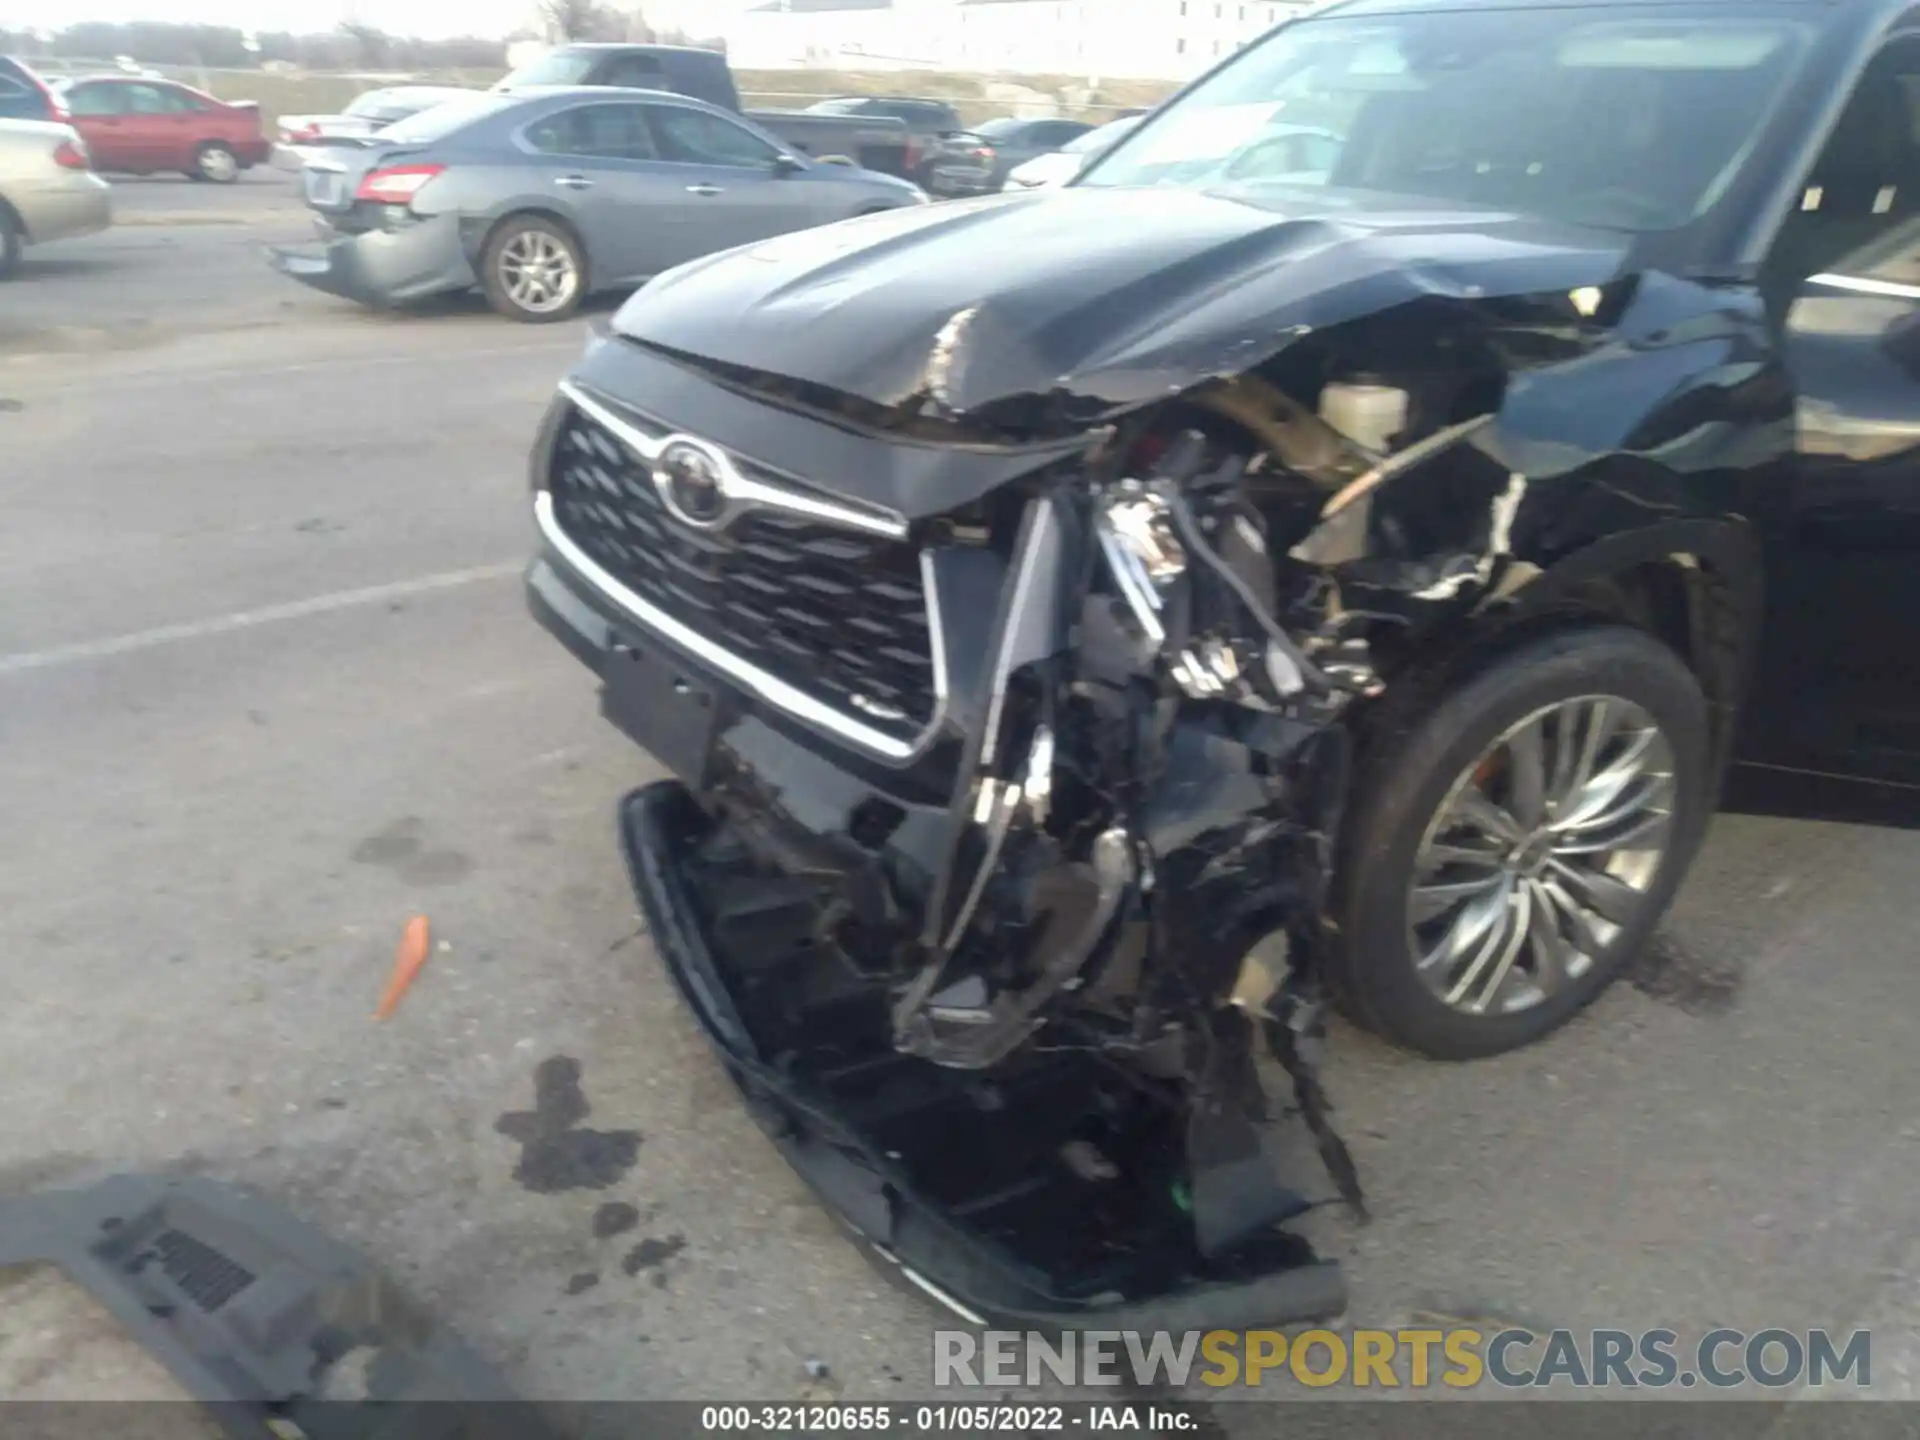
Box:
554 174 594 190
685 184 723 196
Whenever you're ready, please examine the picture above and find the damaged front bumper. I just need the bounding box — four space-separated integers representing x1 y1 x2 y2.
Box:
617 781 1348 1329
528 386 1371 1325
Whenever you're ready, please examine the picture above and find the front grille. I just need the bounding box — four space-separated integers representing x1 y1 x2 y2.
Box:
549 400 939 739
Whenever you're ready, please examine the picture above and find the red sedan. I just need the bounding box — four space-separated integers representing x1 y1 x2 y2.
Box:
60 77 269 183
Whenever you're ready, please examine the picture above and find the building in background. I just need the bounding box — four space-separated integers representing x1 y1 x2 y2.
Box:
725 0 1309 79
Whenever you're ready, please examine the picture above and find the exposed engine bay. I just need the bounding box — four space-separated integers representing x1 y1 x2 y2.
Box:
529 147 1774 1321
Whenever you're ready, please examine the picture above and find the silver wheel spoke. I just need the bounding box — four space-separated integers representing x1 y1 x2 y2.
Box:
1418 877 1511 971
1551 787 1672 854
1538 875 1612 959
1408 693 1674 1018
1555 727 1658 830
1506 716 1547 829
1411 872 1504 924
1450 788 1525 845
1544 855 1644 926
1445 883 1528 1011
1523 878 1571 995
1419 839 1506 871
1557 699 1619 813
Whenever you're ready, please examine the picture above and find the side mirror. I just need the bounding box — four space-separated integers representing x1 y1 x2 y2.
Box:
771 152 804 177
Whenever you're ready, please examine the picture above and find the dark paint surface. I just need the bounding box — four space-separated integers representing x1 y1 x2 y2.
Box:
588 0 1920 790
613 186 1631 422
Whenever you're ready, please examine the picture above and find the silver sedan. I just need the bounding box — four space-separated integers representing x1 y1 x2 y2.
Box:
0 119 111 278
269 87 926 322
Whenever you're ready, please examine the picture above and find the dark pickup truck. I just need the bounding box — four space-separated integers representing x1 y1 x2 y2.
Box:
802 95 993 196
526 0 1920 1331
493 44 916 182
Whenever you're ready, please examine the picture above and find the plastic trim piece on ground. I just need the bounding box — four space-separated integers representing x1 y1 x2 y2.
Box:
0 1173 554 1440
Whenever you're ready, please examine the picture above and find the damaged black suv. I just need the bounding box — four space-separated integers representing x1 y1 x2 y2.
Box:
528 0 1920 1327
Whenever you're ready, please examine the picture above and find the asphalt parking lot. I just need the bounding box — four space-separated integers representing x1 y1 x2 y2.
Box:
7 172 1920 1413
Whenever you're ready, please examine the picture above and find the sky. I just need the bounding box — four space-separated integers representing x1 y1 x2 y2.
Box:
0 0 740 41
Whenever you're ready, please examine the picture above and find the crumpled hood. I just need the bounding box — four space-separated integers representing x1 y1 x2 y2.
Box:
611 185 1633 423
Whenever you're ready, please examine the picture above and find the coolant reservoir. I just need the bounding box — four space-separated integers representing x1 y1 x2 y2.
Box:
1319 378 1409 454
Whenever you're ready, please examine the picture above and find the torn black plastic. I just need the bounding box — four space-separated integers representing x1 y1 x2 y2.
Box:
0 1173 548 1439
611 432 1373 1327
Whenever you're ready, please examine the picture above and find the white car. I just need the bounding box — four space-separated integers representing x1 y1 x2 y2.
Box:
1003 115 1142 191
275 85 475 169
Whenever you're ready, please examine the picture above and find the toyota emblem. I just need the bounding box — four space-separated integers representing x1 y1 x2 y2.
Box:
653 438 729 527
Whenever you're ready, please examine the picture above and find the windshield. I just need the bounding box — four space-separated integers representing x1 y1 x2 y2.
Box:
1079 7 1810 232
377 92 513 144
344 90 395 118
497 51 597 88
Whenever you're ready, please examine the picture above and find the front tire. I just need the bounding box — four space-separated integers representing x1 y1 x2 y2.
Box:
480 215 585 323
1332 626 1711 1060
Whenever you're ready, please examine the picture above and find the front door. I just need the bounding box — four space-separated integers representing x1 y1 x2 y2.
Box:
1746 33 1920 790
641 103 813 268
521 101 686 286
124 83 197 171
64 81 141 170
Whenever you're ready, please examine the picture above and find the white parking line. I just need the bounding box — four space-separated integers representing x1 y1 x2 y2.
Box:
0 563 522 678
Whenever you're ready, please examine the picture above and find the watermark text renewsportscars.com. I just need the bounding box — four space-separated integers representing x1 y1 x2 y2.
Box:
934 1328 1873 1391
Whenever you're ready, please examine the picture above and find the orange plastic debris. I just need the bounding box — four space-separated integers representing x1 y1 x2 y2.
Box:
375 915 432 1020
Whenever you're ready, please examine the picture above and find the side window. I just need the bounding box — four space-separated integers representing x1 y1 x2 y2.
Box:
1769 40 1920 291
526 104 656 161
126 85 177 115
603 56 664 90
66 84 125 117
646 106 778 168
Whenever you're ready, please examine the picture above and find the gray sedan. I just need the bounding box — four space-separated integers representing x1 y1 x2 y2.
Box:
269 87 926 322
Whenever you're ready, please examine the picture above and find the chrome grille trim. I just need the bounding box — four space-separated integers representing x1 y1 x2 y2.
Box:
557 379 909 540
536 399 951 764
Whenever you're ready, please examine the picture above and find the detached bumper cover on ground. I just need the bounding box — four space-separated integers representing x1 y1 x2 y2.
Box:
0 1173 547 1439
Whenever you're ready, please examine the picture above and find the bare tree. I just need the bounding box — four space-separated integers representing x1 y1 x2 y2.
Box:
539 0 629 42
338 20 391 67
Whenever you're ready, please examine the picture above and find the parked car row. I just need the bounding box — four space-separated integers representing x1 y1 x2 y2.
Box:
2 56 269 182
0 40 1151 304
254 48 1154 321
269 86 925 322
495 46 924 184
